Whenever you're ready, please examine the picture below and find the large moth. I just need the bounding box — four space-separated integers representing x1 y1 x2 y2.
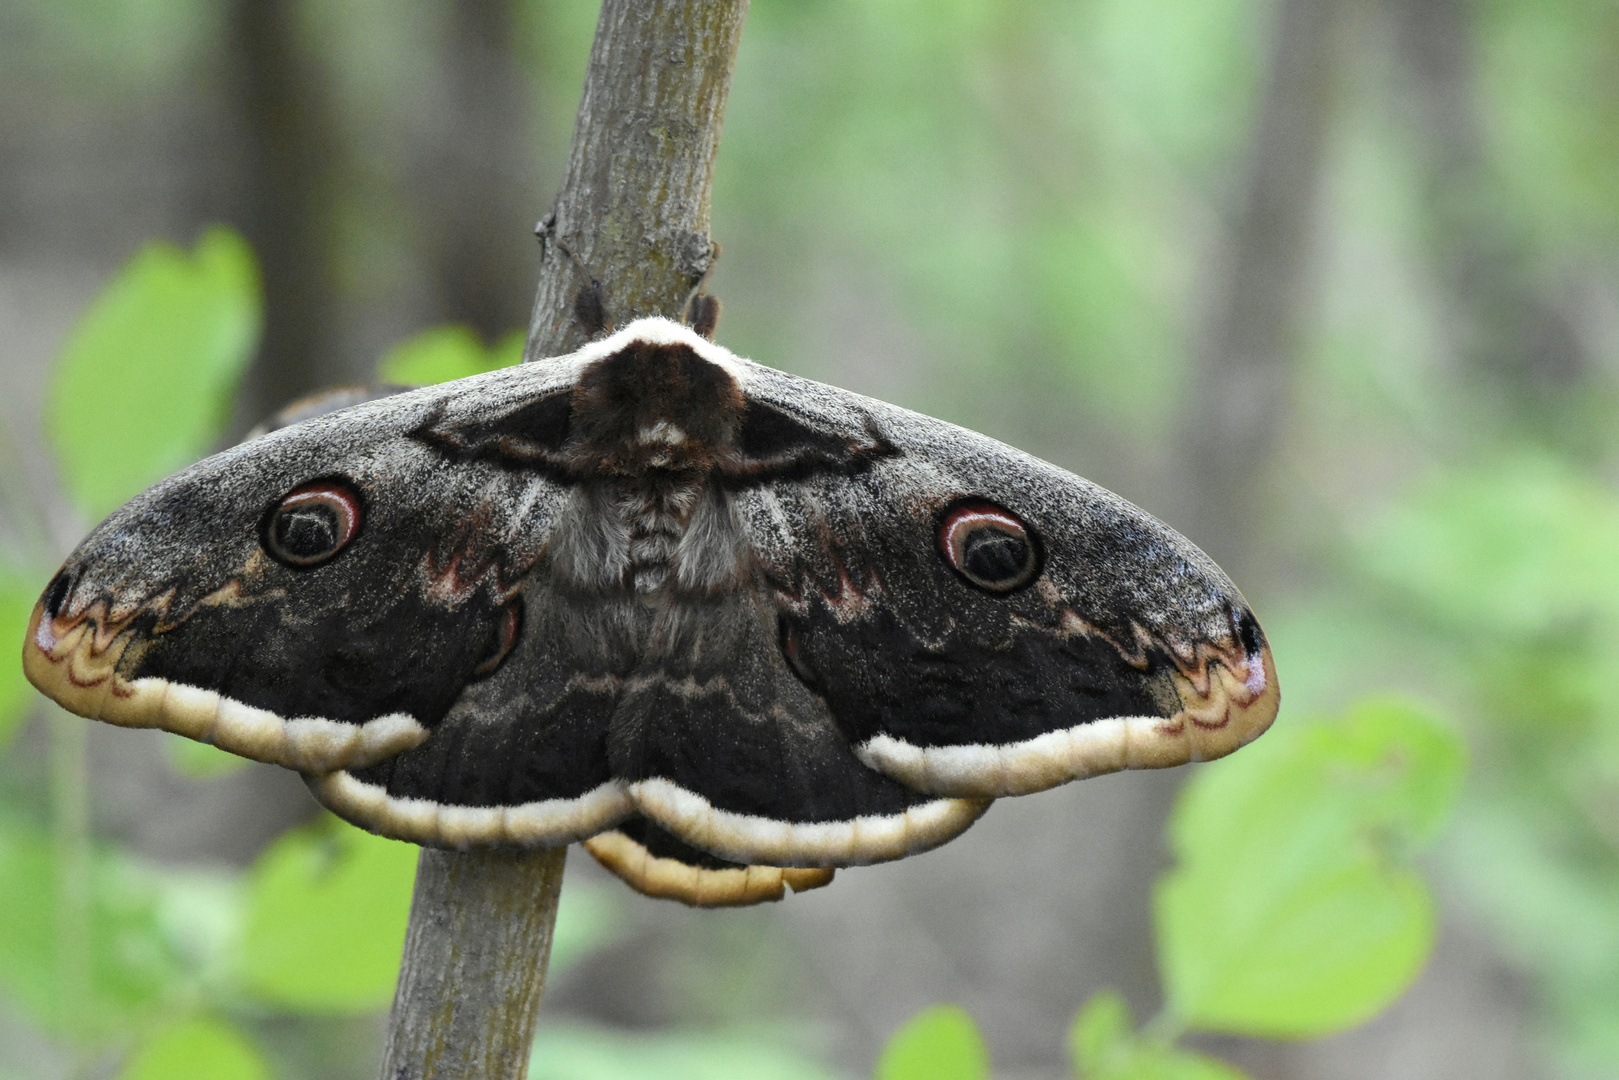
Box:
23 318 1278 907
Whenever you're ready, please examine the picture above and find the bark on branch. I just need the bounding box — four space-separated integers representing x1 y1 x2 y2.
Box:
526 0 750 358
378 3 749 1078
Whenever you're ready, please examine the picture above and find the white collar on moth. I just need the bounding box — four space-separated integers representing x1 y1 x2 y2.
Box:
562 316 758 384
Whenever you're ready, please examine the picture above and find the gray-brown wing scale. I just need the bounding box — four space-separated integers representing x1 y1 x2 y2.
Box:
22 362 595 785
731 363 1279 800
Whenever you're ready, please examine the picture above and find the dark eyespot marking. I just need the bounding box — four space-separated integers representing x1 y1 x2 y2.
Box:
262 480 363 568
938 500 1042 593
471 598 524 679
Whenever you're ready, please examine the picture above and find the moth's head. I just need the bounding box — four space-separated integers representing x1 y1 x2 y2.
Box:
567 335 746 474
23 389 536 774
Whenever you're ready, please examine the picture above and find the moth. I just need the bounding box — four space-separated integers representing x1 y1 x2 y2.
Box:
23 317 1278 907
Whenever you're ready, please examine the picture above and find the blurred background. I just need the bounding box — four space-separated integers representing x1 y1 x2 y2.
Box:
0 0 1616 1078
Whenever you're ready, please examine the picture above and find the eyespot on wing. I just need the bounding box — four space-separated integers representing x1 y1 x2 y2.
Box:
937 499 1042 593
261 479 363 568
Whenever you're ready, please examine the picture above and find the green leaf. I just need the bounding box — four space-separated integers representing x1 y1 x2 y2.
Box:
235 821 619 1015
1071 990 1134 1069
874 1004 988 1080
1156 698 1465 1038
48 227 261 520
235 817 416 1013
118 1016 271 1080
1069 992 1251 1080
1157 860 1433 1038
0 815 181 1042
0 567 38 749
1107 1049 1251 1080
529 1024 840 1080
376 326 524 386
151 868 245 991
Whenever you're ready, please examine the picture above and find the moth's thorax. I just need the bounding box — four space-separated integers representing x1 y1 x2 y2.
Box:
541 340 752 599
548 473 748 600
568 339 745 476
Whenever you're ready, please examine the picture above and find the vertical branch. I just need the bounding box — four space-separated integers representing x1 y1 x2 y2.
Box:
379 847 567 1079
1177 0 1348 579
380 3 749 1078
526 0 750 359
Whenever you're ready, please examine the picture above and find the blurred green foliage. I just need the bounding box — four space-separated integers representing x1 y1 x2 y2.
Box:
527 1025 842 1080
1156 698 1463 1038
715 0 1264 439
47 228 262 521
872 700 1465 1078
117 1017 273 1080
874 1005 989 1080
1070 994 1246 1080
0 574 35 749
237 820 418 1013
376 326 525 387
0 813 185 1042
1357 453 1619 1076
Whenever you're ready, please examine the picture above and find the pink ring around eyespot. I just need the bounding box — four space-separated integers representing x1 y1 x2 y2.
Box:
939 503 1028 573
278 483 362 548
264 481 364 567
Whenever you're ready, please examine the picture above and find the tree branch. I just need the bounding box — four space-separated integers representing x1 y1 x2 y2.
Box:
379 847 566 1079
526 0 750 357
378 2 749 1078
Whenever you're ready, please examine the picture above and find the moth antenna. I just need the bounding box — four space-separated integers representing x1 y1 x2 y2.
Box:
679 240 722 338
572 280 610 338
690 294 722 340
546 226 613 338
